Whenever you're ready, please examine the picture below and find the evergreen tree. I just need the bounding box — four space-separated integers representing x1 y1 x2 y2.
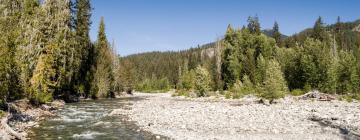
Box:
272 21 282 47
0 0 24 102
30 43 59 104
255 54 266 86
74 0 93 97
261 59 288 101
194 65 211 97
300 38 330 90
336 16 341 33
17 0 43 96
118 59 136 94
312 16 329 42
221 25 238 89
23 0 76 103
325 57 338 94
247 16 261 35
335 16 346 50
337 51 360 94
90 17 114 98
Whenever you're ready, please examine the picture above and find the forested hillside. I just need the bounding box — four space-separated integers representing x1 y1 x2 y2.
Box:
119 42 220 92
119 26 288 93
121 16 360 100
0 0 119 109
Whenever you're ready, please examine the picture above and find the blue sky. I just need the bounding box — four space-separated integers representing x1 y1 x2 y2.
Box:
89 0 360 56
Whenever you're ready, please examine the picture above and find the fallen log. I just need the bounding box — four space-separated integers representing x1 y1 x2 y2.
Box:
0 113 26 140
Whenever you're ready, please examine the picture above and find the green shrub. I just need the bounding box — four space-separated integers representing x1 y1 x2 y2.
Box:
355 93 360 100
178 70 195 90
0 110 5 118
194 66 211 97
260 59 288 101
290 89 305 96
176 90 190 97
224 75 256 99
136 77 171 93
229 81 246 99
232 92 242 99
224 91 232 99
303 83 312 93
342 95 353 102
0 99 5 111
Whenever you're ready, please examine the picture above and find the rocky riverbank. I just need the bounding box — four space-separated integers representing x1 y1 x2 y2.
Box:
124 92 360 140
0 99 65 140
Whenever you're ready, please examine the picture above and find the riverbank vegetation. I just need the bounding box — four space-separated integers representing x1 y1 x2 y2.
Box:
121 16 360 101
0 0 120 110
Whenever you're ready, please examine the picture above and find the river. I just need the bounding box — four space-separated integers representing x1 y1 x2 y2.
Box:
29 97 157 140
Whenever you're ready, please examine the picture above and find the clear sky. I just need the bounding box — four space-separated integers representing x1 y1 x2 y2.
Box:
89 0 360 56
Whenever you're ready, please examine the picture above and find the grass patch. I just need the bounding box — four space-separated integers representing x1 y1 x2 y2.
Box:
173 90 190 97
0 110 5 118
339 95 353 102
138 89 170 93
224 91 232 99
355 94 360 101
290 89 305 96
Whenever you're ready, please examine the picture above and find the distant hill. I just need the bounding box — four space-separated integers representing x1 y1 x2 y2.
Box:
262 29 288 39
283 19 360 48
120 42 217 85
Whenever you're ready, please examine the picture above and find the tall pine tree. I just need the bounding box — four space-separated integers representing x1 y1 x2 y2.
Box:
247 16 261 35
312 16 329 42
74 0 93 97
90 17 114 98
29 0 77 103
272 21 282 47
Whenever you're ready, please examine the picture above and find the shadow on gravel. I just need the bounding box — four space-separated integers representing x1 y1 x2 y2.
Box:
309 116 360 140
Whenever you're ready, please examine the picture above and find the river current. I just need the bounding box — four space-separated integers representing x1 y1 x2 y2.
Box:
29 97 156 140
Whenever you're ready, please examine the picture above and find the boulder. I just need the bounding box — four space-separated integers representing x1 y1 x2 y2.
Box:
50 100 65 109
259 99 270 106
40 105 56 111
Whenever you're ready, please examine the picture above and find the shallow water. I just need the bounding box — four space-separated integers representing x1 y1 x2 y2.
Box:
29 97 156 140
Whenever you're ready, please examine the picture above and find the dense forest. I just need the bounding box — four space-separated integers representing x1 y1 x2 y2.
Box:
119 43 219 92
0 0 120 109
1 0 360 111
121 16 360 100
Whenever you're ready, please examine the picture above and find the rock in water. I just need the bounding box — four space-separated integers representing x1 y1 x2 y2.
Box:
50 100 65 109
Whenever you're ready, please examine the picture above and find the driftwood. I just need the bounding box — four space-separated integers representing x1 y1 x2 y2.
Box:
0 114 26 140
301 91 336 101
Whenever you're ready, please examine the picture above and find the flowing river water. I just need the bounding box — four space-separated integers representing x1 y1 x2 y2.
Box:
29 97 157 140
